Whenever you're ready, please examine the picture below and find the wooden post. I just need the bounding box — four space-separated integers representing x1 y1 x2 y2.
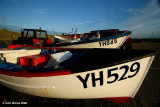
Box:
3 17 5 29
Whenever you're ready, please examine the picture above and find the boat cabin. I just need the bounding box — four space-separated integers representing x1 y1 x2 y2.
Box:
83 29 128 40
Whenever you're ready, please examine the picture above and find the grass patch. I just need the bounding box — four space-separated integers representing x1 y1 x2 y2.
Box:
0 29 55 46
0 29 21 41
0 29 21 46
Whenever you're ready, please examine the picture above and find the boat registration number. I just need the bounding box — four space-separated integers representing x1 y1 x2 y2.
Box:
98 38 117 47
76 62 140 88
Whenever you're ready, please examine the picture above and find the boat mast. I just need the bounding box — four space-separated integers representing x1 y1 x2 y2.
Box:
72 24 73 34
98 31 100 39
75 26 77 39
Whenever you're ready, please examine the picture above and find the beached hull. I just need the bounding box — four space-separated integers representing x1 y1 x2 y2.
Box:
54 32 130 49
0 53 154 103
57 35 128 49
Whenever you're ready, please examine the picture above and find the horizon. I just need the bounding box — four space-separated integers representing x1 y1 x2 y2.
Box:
0 0 160 38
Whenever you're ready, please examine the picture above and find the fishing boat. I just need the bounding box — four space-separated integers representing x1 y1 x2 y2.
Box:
0 49 155 103
17 29 132 49
54 31 131 49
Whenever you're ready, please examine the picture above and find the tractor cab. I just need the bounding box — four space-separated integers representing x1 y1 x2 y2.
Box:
17 29 52 46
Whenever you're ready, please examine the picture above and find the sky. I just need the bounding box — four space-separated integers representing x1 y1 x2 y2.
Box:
0 0 160 38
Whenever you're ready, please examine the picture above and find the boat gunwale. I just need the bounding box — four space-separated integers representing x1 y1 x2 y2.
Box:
0 51 155 77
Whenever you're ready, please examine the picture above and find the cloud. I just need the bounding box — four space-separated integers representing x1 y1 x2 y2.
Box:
99 19 107 26
40 11 46 14
122 0 160 38
121 6 128 11
126 8 135 13
33 10 46 14
77 21 92 25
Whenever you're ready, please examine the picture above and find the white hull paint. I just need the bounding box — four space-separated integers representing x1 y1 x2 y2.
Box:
56 35 129 49
0 55 154 99
0 49 41 64
54 35 80 43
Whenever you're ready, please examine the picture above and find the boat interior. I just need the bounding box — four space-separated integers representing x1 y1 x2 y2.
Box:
0 48 154 74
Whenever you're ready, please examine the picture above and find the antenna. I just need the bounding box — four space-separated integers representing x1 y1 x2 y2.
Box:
72 23 73 33
69 23 74 33
75 26 77 33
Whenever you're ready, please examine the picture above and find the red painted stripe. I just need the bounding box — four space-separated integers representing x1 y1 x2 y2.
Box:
102 97 133 103
8 44 86 51
0 69 71 77
16 44 54 49
8 45 21 49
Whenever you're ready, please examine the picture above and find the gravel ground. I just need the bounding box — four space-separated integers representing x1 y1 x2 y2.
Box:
132 43 160 107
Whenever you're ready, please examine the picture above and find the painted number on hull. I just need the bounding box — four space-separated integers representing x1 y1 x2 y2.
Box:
76 62 140 88
99 38 117 47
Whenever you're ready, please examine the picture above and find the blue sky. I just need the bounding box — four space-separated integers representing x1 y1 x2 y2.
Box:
0 0 160 38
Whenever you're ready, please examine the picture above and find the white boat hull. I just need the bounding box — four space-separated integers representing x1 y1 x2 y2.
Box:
0 55 154 100
54 34 129 49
